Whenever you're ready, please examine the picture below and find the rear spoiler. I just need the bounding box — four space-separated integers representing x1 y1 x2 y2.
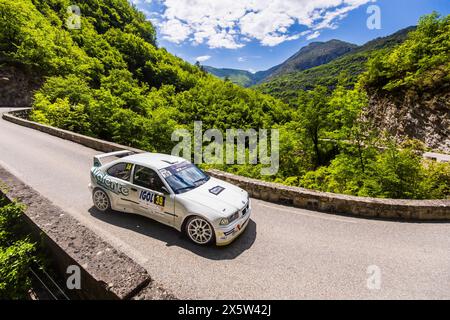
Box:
93 150 136 167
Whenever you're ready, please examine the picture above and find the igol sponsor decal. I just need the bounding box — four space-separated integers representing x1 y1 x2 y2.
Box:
91 168 129 196
139 190 166 207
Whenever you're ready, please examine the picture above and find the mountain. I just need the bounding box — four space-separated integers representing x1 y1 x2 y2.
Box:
265 40 358 80
202 66 256 87
255 27 415 102
205 40 357 87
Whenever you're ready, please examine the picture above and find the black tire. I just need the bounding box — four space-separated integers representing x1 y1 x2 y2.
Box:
92 188 112 213
185 216 215 245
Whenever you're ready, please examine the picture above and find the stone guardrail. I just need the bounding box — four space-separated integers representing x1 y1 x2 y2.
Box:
3 109 143 154
3 109 450 221
207 170 450 221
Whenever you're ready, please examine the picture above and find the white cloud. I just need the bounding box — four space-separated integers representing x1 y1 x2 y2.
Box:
155 0 372 49
130 0 153 4
306 31 321 40
195 55 212 62
160 19 192 43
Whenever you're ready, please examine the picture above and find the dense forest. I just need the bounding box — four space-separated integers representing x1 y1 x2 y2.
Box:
0 0 448 199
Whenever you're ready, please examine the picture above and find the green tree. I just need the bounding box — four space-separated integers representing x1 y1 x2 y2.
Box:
363 12 450 91
327 84 373 172
296 86 330 168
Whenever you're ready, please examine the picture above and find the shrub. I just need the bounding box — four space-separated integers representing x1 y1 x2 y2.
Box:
0 198 37 299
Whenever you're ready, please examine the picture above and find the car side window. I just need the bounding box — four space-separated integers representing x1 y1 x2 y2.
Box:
133 165 165 193
107 163 133 181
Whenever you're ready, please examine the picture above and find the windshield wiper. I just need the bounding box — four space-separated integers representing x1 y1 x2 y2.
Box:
194 176 209 184
175 186 196 193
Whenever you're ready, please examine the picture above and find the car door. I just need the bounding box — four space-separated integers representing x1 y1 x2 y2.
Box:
104 162 135 212
130 165 175 226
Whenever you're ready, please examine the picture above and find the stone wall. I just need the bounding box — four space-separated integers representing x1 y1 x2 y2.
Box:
3 109 450 221
207 170 450 221
3 109 142 154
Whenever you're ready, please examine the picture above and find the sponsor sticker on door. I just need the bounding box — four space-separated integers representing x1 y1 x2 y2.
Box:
139 190 166 211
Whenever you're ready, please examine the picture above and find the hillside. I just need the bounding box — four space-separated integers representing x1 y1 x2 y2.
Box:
362 14 450 153
0 0 288 151
255 27 414 103
205 40 357 87
266 40 358 80
202 66 256 87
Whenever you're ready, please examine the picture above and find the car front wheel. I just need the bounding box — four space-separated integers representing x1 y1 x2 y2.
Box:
185 216 215 245
93 188 111 213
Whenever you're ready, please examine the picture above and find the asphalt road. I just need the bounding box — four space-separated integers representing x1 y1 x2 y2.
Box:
1 108 449 299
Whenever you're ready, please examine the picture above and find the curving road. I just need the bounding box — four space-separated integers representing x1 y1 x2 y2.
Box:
0 108 449 299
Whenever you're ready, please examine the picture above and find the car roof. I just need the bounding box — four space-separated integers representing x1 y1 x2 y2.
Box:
122 153 189 170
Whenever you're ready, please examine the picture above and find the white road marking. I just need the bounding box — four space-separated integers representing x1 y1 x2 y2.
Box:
257 202 359 224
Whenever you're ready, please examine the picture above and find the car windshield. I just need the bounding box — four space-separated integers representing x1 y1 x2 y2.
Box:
159 162 210 194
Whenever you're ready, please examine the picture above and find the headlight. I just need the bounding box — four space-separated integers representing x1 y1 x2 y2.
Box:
219 218 229 226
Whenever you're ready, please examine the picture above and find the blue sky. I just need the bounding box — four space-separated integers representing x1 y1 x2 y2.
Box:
130 0 450 72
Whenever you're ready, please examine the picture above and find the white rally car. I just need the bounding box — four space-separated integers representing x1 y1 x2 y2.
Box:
88 151 251 246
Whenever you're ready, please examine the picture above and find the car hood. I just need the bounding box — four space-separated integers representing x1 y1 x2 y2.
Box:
176 177 248 218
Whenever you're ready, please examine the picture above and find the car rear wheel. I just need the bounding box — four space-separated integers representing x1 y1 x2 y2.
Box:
185 216 215 245
93 188 111 213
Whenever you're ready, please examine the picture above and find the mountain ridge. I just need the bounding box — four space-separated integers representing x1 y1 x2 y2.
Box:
204 39 358 87
255 26 415 102
205 28 414 89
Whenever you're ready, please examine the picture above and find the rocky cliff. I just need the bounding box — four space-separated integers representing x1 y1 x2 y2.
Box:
0 63 42 108
366 88 450 153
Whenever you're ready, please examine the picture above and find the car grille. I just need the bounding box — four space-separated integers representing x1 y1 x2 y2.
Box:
240 201 249 217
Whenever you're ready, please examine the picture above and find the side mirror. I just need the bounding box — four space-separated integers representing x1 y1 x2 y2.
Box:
162 186 170 194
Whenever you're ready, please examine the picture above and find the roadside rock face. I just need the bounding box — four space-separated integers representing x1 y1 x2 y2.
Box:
365 88 450 153
0 63 42 108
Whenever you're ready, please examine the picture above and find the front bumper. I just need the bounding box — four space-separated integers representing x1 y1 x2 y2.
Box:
215 206 252 246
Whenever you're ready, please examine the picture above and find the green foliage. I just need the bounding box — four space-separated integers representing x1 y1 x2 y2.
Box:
0 240 36 299
296 86 331 167
420 161 450 199
0 198 37 299
0 202 25 247
78 0 157 44
300 140 450 200
363 13 450 91
0 0 95 76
